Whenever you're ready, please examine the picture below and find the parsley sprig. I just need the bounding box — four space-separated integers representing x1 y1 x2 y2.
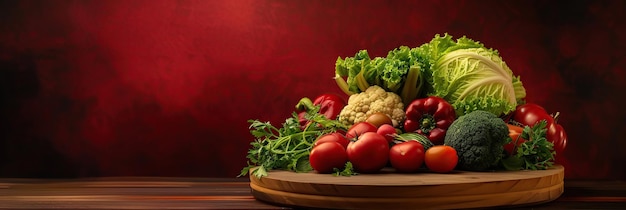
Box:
239 104 348 178
502 120 555 170
333 162 357 177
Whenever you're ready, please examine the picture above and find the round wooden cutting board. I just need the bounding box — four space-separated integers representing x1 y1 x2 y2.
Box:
249 165 564 209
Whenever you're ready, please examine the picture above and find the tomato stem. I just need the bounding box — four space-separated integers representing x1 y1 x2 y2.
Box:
551 112 560 123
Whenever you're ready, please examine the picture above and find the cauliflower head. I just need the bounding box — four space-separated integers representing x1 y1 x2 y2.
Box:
338 85 405 127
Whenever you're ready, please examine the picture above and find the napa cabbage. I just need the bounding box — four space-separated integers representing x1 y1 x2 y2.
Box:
422 34 526 117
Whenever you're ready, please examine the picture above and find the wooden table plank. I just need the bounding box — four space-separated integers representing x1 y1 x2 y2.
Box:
0 177 624 209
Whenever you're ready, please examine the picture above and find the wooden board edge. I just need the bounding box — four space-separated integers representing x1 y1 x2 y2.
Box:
250 165 565 198
250 181 564 210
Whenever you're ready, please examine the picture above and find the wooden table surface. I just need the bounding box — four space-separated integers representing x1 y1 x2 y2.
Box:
0 177 624 209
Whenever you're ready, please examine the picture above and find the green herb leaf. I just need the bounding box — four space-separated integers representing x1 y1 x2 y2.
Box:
514 120 555 170
333 162 358 177
253 165 268 178
501 156 523 171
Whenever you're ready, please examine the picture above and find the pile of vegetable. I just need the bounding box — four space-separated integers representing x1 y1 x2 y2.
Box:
240 34 568 178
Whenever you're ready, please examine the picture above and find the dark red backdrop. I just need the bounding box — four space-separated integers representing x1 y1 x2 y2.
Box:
1 0 624 180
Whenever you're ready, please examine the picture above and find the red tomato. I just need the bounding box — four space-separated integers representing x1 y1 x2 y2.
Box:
503 124 526 156
314 133 350 149
548 123 567 155
309 142 348 174
424 145 458 173
512 103 567 155
512 103 554 126
389 141 425 173
346 132 389 173
376 124 397 143
345 122 378 139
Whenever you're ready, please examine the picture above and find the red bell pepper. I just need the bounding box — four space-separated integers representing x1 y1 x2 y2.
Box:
295 93 345 128
509 103 567 155
403 96 456 145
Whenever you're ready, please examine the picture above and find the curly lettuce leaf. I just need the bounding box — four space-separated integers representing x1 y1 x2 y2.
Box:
335 46 421 95
381 46 412 91
335 50 372 93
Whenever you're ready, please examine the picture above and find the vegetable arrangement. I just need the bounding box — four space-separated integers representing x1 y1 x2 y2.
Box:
241 33 568 178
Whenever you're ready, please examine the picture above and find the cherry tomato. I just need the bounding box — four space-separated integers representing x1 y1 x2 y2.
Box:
424 145 458 173
346 122 378 139
389 141 425 173
366 113 393 128
503 124 526 156
314 133 350 149
309 142 348 174
376 124 397 143
346 132 389 173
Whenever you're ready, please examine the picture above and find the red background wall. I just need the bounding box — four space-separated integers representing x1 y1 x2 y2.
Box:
0 0 624 180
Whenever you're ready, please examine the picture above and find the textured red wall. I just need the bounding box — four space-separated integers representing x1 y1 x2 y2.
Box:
0 0 624 179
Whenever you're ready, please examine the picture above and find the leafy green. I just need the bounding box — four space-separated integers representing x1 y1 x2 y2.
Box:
420 34 526 117
502 120 555 170
334 33 526 111
333 162 357 177
335 45 428 104
239 102 348 178
335 50 372 93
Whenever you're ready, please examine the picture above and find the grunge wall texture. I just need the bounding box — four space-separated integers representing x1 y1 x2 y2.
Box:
1 0 624 180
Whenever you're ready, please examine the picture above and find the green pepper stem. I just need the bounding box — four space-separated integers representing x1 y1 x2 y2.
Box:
419 114 436 133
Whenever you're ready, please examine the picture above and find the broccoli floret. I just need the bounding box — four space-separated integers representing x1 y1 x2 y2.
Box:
444 110 509 171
